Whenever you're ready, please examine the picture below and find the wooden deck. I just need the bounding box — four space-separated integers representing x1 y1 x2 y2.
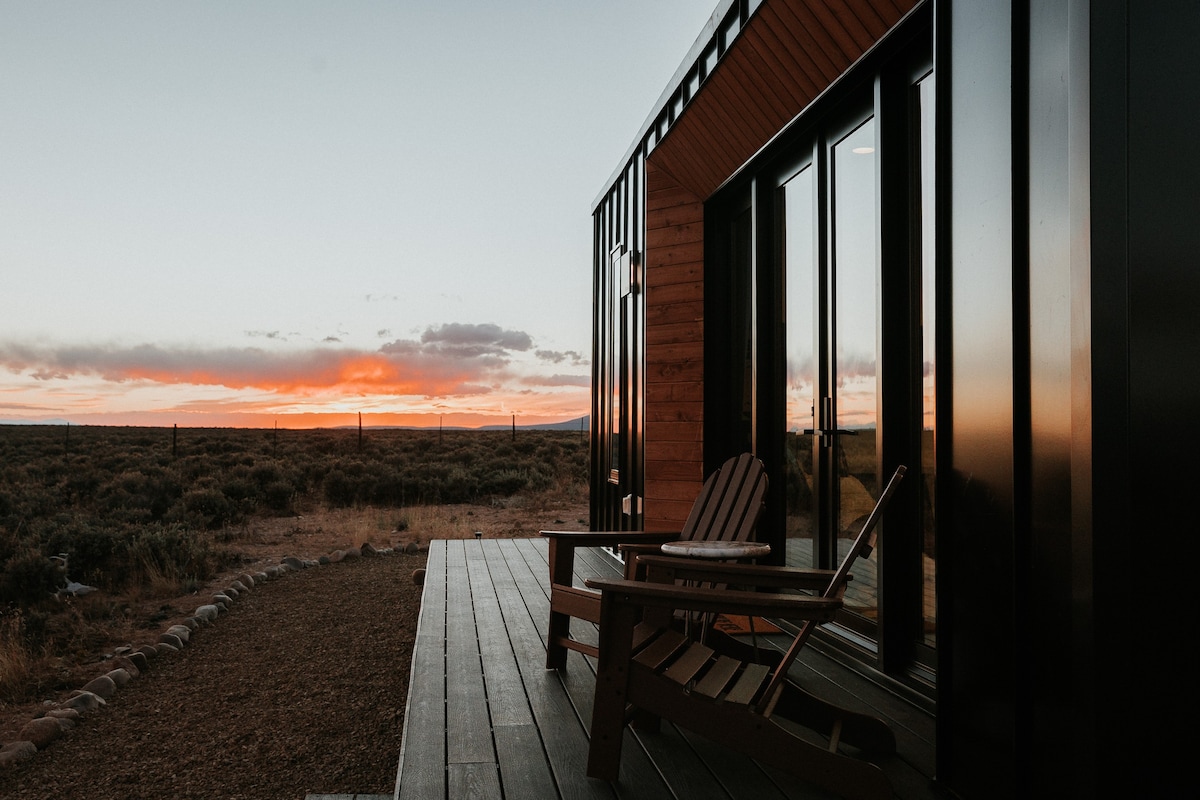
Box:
393 538 938 800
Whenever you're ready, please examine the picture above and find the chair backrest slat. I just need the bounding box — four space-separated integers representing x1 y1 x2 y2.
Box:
755 465 907 716
682 453 768 545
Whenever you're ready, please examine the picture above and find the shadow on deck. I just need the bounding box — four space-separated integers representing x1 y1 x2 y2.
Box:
392 538 938 799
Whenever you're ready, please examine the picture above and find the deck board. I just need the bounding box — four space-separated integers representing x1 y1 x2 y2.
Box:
394 538 937 800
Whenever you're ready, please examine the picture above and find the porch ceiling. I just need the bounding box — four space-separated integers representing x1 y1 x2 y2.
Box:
648 0 919 199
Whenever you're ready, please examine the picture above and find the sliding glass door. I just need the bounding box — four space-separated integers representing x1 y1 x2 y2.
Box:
783 111 883 634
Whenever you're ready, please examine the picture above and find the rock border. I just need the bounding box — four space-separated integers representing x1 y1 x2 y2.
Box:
0 540 429 769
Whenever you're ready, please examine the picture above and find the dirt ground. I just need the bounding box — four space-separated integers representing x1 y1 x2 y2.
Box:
0 499 588 797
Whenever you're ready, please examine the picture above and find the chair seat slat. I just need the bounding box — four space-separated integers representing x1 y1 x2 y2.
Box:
662 642 714 685
633 629 689 669
692 655 741 698
631 622 659 654
724 663 770 705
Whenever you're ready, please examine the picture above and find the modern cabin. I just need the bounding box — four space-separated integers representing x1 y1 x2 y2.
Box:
588 1 1199 796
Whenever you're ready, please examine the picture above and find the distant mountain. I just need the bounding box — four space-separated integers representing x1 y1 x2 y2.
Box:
338 416 591 432
478 416 590 432
0 418 72 426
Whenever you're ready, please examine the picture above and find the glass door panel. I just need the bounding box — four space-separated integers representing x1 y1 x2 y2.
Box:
916 73 937 648
831 118 880 621
783 164 816 570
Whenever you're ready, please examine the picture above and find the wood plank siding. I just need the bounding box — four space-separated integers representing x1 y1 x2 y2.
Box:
643 160 705 530
639 0 918 530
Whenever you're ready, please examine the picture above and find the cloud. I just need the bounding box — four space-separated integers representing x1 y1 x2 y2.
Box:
522 374 590 388
0 401 63 412
419 323 533 353
0 323 545 400
536 349 588 365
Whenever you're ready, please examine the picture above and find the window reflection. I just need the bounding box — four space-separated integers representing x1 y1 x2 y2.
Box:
784 165 816 563
832 118 880 618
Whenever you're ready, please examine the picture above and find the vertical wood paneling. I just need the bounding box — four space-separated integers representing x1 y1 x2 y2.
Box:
643 160 706 529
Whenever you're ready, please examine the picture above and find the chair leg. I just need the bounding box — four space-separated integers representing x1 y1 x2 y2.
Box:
587 597 639 781
546 608 570 670
546 537 576 670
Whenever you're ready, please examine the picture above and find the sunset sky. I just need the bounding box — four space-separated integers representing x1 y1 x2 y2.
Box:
1 0 716 429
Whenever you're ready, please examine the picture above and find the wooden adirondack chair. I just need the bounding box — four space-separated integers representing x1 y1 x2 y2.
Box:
584 465 907 800
541 453 768 670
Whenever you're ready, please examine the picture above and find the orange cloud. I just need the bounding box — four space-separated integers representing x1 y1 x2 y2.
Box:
0 324 591 427
0 322 560 398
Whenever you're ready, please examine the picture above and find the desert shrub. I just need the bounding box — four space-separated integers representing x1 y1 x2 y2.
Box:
219 474 258 508
170 487 236 529
97 468 182 522
322 469 356 507
479 468 529 497
262 480 295 512
41 520 130 592
250 462 285 487
0 547 60 605
127 525 222 593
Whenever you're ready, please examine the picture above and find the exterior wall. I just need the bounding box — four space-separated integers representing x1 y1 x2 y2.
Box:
643 161 706 530
940 1 1020 794
592 0 1200 794
1092 0 1200 793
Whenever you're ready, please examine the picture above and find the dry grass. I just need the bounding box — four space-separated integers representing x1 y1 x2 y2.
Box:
0 613 38 704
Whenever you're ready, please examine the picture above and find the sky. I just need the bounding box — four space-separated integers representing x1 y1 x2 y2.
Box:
0 0 717 429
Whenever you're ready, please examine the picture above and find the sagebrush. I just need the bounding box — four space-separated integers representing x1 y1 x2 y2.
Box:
0 425 588 700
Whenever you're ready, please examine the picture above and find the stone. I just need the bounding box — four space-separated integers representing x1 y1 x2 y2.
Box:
81 674 117 699
156 641 179 653
135 643 158 659
0 741 37 766
62 691 106 713
194 604 220 623
254 571 268 583
223 586 240 599
404 541 420 555
238 573 255 588
361 541 378 556
212 593 232 609
126 651 149 672
412 568 426 586
19 716 67 749
343 546 361 559
106 668 132 688
178 617 198 631
328 550 345 563
46 707 81 722
318 555 330 565
281 556 304 570
157 632 184 649
230 580 248 594
167 624 191 643
265 566 283 578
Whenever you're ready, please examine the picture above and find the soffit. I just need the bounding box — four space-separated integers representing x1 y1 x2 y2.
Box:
648 0 920 199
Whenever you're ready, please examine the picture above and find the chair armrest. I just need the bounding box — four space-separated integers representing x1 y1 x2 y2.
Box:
616 537 682 556
636 555 841 592
540 529 682 548
584 577 842 622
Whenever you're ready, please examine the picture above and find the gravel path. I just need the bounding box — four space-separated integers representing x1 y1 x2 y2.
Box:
0 550 427 800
